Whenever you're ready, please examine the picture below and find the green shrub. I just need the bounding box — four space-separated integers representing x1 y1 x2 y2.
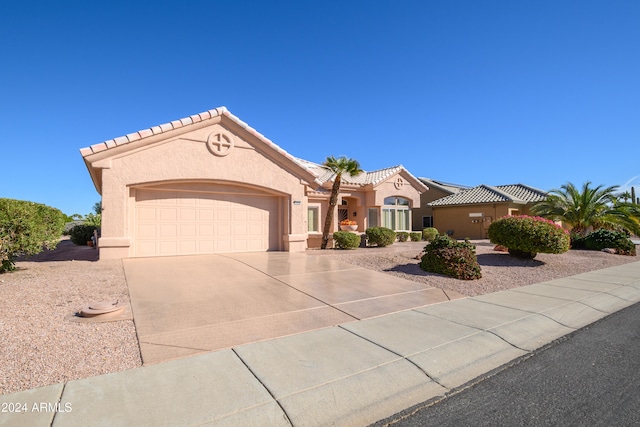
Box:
422 227 439 241
0 198 67 272
69 224 98 246
420 235 482 280
584 229 636 256
570 233 587 249
410 232 422 242
488 215 570 259
332 231 361 249
83 212 101 227
365 227 396 247
397 231 409 242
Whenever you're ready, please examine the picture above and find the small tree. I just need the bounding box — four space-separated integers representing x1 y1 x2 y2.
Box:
488 215 570 259
0 199 67 272
320 156 363 249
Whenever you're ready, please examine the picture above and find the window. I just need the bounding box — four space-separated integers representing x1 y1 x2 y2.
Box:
382 197 411 231
368 208 379 227
308 206 319 232
422 216 433 228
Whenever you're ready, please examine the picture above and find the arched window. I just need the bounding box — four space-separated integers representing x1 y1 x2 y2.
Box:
382 197 411 231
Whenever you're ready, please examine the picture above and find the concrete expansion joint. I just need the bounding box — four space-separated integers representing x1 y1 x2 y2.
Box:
337 325 450 390
230 348 294 427
49 382 66 427
218 254 360 322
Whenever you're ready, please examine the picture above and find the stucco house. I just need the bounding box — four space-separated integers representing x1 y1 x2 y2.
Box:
427 184 548 239
411 178 469 231
80 107 427 259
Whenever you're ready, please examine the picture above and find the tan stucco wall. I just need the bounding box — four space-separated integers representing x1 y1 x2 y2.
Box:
305 172 423 249
412 186 452 231
96 122 309 258
432 203 533 239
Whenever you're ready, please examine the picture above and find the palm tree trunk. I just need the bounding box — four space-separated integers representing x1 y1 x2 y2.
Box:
321 175 342 249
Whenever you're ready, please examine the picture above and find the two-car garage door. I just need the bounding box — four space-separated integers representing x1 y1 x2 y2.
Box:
134 188 279 257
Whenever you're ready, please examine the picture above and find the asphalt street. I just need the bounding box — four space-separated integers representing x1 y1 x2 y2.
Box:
374 302 640 427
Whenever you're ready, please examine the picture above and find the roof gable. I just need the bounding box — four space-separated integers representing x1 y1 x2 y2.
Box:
80 107 321 193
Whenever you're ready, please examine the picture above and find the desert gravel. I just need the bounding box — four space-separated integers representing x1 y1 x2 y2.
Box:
0 239 637 395
0 240 141 395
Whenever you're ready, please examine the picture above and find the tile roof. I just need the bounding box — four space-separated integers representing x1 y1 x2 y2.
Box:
81 106 427 192
294 158 424 188
418 178 469 194
428 184 547 206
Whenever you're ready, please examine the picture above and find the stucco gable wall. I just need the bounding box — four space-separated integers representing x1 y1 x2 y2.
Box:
371 173 422 207
99 123 308 244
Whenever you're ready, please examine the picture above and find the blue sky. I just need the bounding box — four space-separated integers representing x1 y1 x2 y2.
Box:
1 0 639 216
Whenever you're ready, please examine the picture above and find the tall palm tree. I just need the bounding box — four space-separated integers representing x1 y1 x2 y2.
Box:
320 156 363 249
530 181 640 236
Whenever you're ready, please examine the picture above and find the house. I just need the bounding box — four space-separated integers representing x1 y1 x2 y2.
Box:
80 107 427 259
427 184 548 239
412 178 470 231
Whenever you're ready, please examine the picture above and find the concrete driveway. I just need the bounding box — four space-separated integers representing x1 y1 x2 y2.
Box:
123 252 461 364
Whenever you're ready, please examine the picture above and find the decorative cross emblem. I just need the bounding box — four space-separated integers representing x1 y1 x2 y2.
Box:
207 132 234 157
394 177 404 190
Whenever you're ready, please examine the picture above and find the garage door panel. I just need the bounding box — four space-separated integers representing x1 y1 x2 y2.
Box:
180 209 196 221
135 189 277 256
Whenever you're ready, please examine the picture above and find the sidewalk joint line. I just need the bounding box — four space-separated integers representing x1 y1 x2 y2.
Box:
338 325 450 390
50 382 66 426
231 348 294 427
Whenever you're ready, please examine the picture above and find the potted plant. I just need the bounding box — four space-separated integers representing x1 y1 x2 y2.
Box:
340 219 358 231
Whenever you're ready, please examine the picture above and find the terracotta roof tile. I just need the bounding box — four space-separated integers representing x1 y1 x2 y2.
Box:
126 132 141 142
113 136 129 145
158 123 173 133
90 142 108 153
138 129 154 139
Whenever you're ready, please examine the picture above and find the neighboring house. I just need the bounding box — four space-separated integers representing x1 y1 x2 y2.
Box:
412 178 470 231
80 106 427 259
427 184 548 239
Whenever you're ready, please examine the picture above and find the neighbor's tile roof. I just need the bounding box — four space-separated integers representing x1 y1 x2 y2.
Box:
428 184 547 206
418 178 469 194
294 158 415 187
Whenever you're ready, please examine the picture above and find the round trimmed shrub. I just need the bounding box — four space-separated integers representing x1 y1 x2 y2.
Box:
397 231 409 242
584 229 636 256
409 232 422 242
488 215 570 259
365 227 396 247
420 235 482 280
69 224 98 246
422 227 439 241
332 231 361 249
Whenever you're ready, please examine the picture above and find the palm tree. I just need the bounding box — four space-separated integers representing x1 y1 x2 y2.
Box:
530 181 640 236
320 156 363 249
619 191 632 203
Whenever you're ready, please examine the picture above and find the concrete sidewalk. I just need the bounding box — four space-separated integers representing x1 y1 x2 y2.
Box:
2 261 639 427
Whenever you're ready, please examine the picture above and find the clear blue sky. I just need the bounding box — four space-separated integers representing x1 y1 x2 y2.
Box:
1 0 639 216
